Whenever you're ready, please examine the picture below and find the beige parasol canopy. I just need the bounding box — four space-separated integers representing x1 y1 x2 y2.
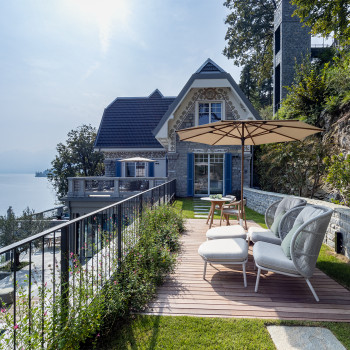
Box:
176 119 323 146
177 119 323 226
119 157 155 162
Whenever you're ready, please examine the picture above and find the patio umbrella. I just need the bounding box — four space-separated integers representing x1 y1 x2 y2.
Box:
119 157 155 162
176 119 323 225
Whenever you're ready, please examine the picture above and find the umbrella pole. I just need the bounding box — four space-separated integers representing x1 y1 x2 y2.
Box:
240 139 245 228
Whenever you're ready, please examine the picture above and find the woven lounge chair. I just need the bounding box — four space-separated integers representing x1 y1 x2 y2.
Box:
248 197 307 245
253 205 333 302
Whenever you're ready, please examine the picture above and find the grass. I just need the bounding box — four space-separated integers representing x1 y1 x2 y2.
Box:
95 198 350 349
97 315 350 350
317 244 350 290
173 197 267 229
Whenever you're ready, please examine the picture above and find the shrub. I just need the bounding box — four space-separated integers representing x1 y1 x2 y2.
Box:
0 204 184 349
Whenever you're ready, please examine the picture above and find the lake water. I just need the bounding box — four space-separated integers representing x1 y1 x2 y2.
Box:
0 174 57 216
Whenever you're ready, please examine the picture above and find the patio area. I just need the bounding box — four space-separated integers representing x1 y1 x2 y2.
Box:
144 219 350 321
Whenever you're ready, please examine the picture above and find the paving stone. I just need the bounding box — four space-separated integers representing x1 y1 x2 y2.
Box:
267 326 346 350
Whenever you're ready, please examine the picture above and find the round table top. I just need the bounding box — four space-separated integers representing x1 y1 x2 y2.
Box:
201 197 232 202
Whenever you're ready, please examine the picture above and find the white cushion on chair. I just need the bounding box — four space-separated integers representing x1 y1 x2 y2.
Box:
198 238 248 262
253 241 298 275
249 229 282 245
206 225 246 240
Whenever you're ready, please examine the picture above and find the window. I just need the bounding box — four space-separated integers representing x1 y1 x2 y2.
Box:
275 26 281 54
198 102 222 125
126 162 146 177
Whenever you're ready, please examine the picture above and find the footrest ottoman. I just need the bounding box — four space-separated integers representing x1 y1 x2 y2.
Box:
198 238 248 287
206 225 246 240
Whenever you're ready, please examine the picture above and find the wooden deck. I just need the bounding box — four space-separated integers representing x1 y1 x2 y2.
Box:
144 219 350 321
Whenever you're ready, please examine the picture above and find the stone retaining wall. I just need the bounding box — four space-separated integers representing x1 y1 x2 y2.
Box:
244 187 350 258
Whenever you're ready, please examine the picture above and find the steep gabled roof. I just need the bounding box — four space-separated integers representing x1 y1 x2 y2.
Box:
94 90 175 149
195 58 225 73
153 59 261 137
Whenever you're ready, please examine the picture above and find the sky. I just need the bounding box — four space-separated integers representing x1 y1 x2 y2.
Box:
0 0 241 173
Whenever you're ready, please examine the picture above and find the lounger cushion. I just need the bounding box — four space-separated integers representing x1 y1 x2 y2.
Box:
249 229 282 245
206 225 246 240
253 241 299 275
270 211 285 236
281 206 326 259
248 226 269 234
281 224 300 259
198 238 248 262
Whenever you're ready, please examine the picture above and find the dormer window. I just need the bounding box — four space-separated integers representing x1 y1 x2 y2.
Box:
198 102 222 125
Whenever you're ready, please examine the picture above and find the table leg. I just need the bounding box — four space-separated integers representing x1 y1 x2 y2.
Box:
206 203 213 225
209 203 215 229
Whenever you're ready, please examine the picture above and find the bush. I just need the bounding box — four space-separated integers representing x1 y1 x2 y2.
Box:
0 204 184 349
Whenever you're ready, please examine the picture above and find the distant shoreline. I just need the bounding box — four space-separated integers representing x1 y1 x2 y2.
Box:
35 170 50 178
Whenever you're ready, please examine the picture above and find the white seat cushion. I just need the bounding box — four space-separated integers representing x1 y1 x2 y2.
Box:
248 226 269 234
198 238 248 262
249 229 282 245
206 225 246 240
253 241 298 275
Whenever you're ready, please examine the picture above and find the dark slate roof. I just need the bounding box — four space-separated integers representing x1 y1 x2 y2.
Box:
196 58 225 73
153 59 261 136
94 90 175 149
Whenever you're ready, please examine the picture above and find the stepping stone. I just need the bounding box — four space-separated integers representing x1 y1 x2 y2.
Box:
267 326 346 350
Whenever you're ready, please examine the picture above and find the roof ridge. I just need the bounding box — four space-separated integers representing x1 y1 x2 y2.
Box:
195 58 226 74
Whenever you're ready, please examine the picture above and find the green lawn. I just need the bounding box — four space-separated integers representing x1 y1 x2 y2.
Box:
317 244 350 290
94 198 350 350
173 197 267 229
97 316 350 350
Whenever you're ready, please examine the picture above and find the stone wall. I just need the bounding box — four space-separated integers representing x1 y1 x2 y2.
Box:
244 187 350 258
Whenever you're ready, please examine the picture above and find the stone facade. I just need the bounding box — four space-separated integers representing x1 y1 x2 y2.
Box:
103 151 166 177
165 87 252 197
244 187 350 258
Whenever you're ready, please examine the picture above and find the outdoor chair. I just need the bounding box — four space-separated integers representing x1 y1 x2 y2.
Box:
220 199 247 229
253 205 333 302
248 197 307 245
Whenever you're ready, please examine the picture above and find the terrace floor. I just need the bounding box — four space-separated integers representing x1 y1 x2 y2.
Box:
145 219 350 322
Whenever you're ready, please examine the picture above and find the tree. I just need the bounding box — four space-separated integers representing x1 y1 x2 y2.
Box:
223 0 277 108
256 137 328 198
291 0 350 43
324 153 350 205
48 124 104 199
0 207 50 268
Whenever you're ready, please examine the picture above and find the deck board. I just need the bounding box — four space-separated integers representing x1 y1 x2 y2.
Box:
143 219 350 321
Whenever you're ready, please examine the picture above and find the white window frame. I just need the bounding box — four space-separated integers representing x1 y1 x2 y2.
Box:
195 101 225 126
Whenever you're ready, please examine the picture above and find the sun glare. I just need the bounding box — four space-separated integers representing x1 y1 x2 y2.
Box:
65 0 131 54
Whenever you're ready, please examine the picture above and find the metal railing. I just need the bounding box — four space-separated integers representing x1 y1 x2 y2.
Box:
0 179 176 349
67 176 168 198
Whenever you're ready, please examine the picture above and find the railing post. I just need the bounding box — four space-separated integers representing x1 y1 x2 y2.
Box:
139 193 143 219
117 204 122 268
158 186 161 206
150 189 154 208
60 226 69 326
114 179 119 197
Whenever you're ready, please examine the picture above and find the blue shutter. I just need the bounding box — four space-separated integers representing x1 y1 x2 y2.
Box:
187 153 194 196
115 159 121 177
148 162 154 177
224 153 232 195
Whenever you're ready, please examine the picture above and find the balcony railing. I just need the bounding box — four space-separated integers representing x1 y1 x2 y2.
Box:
0 179 176 349
67 176 168 198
